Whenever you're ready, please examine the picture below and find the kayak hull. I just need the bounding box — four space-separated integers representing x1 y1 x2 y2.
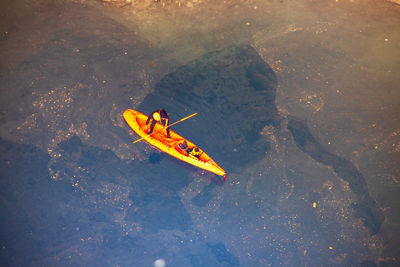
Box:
123 109 226 178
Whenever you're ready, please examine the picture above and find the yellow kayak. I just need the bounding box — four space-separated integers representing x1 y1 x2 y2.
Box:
123 109 227 180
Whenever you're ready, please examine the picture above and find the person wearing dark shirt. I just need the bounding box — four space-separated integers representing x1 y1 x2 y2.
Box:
146 109 170 138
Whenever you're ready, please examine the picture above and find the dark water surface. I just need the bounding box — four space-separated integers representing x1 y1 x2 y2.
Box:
1 0 399 266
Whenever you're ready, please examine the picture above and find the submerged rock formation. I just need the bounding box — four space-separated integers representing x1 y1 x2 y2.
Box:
288 118 384 234
140 44 384 235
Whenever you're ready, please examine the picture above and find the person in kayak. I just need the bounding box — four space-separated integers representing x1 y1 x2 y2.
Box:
146 109 171 138
177 141 201 159
187 146 201 159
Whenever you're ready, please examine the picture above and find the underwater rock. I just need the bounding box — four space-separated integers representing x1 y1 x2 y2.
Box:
55 135 193 232
287 118 384 235
207 242 240 266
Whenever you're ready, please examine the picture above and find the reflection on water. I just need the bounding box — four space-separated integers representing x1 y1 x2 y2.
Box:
1 0 399 266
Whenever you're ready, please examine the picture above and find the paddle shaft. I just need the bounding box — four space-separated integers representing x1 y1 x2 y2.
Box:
132 112 198 144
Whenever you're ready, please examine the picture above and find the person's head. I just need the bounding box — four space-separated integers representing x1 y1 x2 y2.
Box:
153 112 161 121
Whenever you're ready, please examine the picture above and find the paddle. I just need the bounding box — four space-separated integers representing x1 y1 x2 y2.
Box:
132 112 198 144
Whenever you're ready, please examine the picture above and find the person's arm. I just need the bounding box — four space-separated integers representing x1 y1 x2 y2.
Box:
146 111 154 124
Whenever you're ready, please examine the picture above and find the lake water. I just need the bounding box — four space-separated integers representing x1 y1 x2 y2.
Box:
1 0 399 266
